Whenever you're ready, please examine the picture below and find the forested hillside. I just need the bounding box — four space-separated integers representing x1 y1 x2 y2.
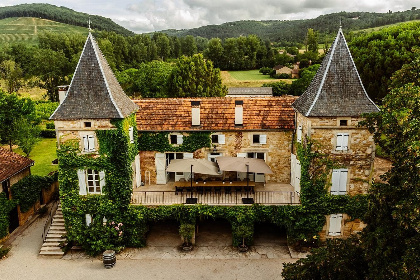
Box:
0 3 133 36
160 9 420 44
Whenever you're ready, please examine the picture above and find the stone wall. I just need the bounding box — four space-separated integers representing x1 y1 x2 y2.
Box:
295 112 375 195
42 181 59 204
319 214 366 241
139 130 293 185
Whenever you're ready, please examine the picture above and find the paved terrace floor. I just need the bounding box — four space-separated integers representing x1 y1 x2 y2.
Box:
131 182 300 206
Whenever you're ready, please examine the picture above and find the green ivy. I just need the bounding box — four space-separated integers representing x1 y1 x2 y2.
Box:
10 175 54 213
0 193 16 239
138 132 211 152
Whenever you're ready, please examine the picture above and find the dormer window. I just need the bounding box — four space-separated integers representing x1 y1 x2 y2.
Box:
235 100 243 126
191 101 200 126
170 134 183 145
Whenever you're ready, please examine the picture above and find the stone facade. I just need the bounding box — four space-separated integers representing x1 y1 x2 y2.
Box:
140 130 293 185
319 214 366 240
295 112 375 195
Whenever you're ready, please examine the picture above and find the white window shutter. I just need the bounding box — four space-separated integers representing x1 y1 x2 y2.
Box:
329 214 343 236
342 134 349 151
339 170 348 194
235 106 243 125
129 127 134 143
218 134 225 144
177 135 183 145
336 134 343 150
260 134 267 144
183 153 193 159
99 171 105 193
297 125 302 143
237 153 247 158
77 169 87 195
155 153 167 184
85 214 92 226
331 170 340 195
83 136 88 152
135 155 141 187
88 135 95 151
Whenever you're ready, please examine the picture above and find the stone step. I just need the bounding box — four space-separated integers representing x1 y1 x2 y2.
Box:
49 225 65 230
44 238 66 242
40 246 62 251
46 234 65 238
39 250 64 257
42 242 62 247
48 230 66 235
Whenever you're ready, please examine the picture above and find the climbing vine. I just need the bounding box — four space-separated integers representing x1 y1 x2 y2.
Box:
138 132 211 152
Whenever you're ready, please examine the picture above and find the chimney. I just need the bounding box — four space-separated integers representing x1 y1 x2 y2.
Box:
235 100 243 125
58 85 69 104
191 101 200 126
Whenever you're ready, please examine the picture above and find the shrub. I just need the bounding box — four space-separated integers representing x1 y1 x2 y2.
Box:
45 122 55 129
262 81 291 96
259 67 272 75
179 223 195 245
40 129 56 138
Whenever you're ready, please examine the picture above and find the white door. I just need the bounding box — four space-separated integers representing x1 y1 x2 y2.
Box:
155 153 167 184
295 159 301 193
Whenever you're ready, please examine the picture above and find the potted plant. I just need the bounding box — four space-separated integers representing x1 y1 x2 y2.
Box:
179 223 195 251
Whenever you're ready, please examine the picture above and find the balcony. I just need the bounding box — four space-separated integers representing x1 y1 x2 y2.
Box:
131 182 300 206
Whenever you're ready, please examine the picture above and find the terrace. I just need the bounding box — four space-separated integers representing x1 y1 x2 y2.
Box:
131 182 300 206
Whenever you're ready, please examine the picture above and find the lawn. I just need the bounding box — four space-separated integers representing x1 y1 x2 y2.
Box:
227 70 275 81
12 138 57 176
222 70 289 88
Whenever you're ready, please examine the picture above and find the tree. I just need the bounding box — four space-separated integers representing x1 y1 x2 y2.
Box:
31 49 70 102
289 64 320 96
262 81 291 96
180 35 197 57
305 28 319 53
0 60 24 93
204 38 224 68
135 61 173 98
15 118 40 156
167 54 227 97
0 90 39 152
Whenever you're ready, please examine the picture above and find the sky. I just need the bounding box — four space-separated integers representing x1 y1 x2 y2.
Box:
1 0 418 33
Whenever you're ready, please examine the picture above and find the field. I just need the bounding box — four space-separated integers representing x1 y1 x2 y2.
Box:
8 138 57 176
222 70 290 88
0 17 88 45
355 19 420 33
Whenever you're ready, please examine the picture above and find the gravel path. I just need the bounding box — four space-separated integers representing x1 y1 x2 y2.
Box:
0 216 298 280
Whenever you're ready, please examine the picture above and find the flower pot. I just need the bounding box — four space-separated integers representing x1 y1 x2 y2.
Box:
181 243 193 251
238 244 248 252
103 250 116 269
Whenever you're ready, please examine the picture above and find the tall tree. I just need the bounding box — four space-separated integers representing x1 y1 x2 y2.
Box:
305 28 319 53
167 54 227 97
0 60 24 94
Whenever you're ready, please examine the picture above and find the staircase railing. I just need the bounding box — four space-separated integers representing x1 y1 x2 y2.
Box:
42 200 59 242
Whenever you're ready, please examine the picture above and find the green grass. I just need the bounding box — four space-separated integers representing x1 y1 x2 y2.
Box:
12 138 57 176
355 19 420 33
227 70 277 81
0 17 88 45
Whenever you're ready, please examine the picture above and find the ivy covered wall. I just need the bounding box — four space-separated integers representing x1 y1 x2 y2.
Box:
58 118 367 255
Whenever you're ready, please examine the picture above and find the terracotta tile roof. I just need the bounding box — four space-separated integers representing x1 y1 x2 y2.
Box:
50 33 138 120
293 28 379 117
0 148 34 183
134 96 297 131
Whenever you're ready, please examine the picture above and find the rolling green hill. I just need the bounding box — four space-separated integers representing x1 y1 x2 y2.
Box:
159 9 420 43
0 3 133 36
0 17 88 45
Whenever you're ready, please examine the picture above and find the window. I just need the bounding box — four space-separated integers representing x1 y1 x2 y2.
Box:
84 122 91 128
211 134 225 144
252 134 267 144
328 214 343 236
129 126 134 143
331 169 348 195
339 120 348 126
83 135 95 152
170 134 183 145
235 100 243 125
247 152 265 160
336 133 349 151
297 125 303 143
77 169 105 195
87 169 101 194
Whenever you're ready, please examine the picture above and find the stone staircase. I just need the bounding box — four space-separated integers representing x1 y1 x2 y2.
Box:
39 202 66 257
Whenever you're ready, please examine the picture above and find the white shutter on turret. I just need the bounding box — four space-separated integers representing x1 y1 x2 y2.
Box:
342 133 349 151
85 214 92 226
88 135 95 152
297 125 302 143
129 127 134 143
260 134 267 144
99 171 106 193
83 136 89 152
77 169 87 195
328 214 343 236
331 170 340 195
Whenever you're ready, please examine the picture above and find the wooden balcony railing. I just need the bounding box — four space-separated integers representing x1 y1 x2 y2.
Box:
131 190 299 206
